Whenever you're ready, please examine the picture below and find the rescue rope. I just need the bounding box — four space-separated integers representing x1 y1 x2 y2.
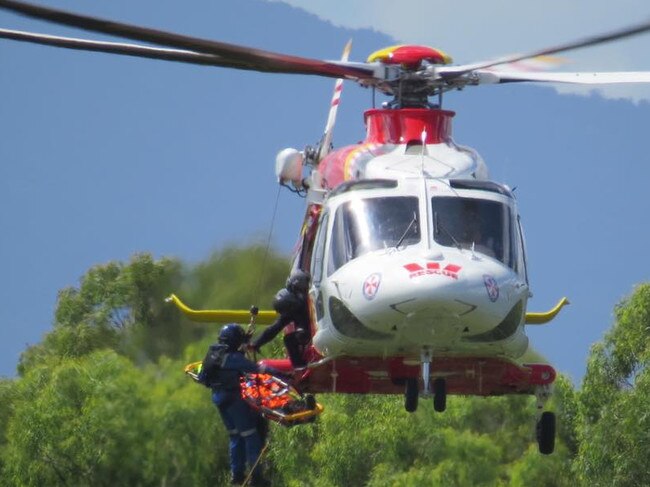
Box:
244 187 278 487
251 184 282 309
242 441 271 487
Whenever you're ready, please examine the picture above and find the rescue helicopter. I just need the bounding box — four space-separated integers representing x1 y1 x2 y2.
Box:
3 0 650 455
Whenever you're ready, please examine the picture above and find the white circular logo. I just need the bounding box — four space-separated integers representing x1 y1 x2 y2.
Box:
483 275 499 302
362 273 382 300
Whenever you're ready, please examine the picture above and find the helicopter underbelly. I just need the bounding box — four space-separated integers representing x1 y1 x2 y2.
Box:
311 248 529 360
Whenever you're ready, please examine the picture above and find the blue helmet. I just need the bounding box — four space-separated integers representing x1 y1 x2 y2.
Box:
218 323 247 350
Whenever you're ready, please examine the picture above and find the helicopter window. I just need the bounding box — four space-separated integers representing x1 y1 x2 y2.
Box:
432 196 515 268
449 179 514 198
516 215 529 282
328 179 398 198
311 211 329 286
328 196 420 275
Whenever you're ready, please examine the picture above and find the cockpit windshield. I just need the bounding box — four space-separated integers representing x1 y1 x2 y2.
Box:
328 196 420 275
432 196 515 268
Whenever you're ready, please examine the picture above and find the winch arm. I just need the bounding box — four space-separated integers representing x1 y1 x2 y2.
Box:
166 294 277 325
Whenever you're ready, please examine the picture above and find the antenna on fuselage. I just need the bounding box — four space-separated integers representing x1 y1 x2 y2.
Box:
420 126 427 175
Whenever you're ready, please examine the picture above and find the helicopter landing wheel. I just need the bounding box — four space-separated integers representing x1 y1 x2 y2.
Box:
433 377 447 412
405 378 419 413
536 411 556 455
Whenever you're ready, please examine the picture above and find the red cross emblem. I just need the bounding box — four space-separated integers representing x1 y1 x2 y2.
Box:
362 273 382 300
483 274 499 302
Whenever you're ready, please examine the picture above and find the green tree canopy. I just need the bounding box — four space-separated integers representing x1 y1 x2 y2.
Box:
575 284 650 486
3 350 225 487
2 247 648 486
18 246 291 375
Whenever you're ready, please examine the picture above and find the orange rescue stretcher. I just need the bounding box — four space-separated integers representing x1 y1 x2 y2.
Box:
184 361 324 426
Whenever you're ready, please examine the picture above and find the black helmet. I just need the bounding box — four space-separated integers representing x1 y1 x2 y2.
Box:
286 269 310 293
218 324 247 350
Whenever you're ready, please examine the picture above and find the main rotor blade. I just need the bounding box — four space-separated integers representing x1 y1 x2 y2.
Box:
474 70 650 85
0 28 242 67
440 18 650 78
0 0 376 80
318 39 352 162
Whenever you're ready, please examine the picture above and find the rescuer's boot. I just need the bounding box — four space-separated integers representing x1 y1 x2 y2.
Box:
230 472 245 485
249 463 270 487
250 478 271 487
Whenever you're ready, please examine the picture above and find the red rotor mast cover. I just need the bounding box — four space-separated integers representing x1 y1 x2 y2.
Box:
364 108 454 144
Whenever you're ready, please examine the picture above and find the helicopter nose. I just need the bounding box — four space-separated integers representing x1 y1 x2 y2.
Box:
326 250 525 346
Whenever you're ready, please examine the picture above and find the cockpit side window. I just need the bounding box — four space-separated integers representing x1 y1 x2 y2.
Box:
311 211 329 286
328 196 420 275
516 215 529 282
431 196 515 268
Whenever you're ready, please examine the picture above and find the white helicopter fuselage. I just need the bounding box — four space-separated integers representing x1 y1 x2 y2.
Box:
303 108 532 364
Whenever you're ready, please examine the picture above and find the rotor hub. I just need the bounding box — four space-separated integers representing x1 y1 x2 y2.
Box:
367 45 452 69
365 45 456 107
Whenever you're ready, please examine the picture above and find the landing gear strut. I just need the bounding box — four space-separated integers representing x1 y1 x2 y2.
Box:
401 350 450 414
421 348 432 395
534 385 555 455
420 348 447 412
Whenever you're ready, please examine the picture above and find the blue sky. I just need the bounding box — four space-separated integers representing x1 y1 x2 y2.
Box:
1 0 649 383
280 0 650 102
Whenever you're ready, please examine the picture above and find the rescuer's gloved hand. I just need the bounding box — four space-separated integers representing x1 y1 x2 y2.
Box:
295 328 309 344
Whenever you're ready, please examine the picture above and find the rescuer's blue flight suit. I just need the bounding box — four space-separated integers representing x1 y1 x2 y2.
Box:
211 351 263 484
200 325 278 486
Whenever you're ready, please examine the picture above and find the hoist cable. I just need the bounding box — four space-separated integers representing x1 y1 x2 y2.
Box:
251 184 282 307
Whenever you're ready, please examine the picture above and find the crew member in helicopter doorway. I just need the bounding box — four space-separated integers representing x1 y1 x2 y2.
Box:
250 270 311 368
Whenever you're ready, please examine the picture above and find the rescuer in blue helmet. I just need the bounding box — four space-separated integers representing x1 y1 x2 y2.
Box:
250 269 311 368
199 323 280 486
